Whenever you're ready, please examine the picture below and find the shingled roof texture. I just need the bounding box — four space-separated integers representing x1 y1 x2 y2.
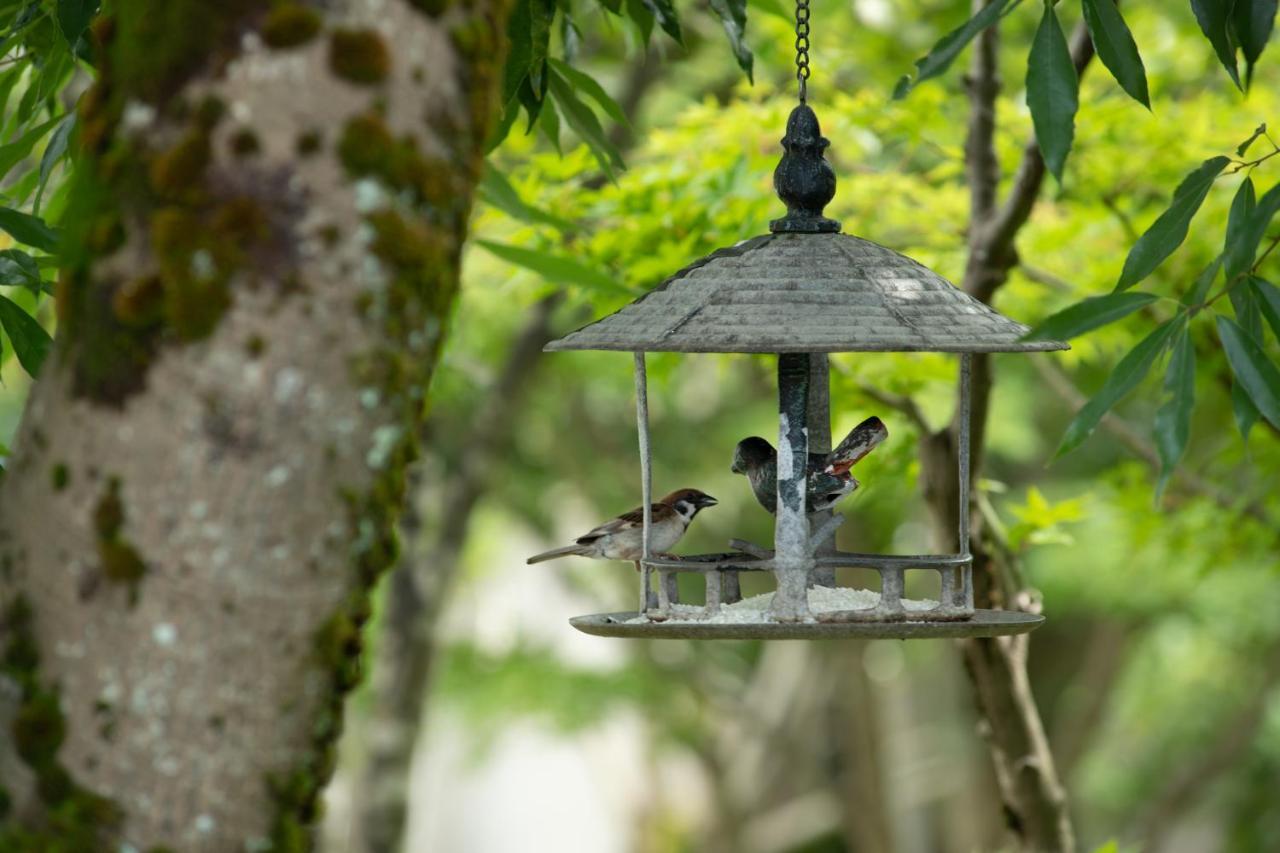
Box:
545 232 1068 354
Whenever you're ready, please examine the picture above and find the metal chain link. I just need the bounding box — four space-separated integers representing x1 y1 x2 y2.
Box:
794 0 810 103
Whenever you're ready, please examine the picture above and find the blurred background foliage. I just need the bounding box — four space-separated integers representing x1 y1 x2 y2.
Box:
324 2 1280 851
0 0 1276 850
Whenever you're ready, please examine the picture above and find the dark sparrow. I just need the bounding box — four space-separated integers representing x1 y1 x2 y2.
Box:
527 488 718 568
731 416 888 514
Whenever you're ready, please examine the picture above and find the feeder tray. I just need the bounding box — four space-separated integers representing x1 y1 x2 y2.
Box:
541 98 1066 641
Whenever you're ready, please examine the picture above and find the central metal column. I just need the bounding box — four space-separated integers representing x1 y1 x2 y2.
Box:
770 353 813 621
806 353 837 587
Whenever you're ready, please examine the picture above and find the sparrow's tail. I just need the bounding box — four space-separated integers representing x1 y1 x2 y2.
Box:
526 544 591 564
828 416 888 474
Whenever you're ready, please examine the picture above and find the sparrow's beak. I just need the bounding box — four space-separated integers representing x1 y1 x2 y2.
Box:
730 462 742 474
699 494 719 508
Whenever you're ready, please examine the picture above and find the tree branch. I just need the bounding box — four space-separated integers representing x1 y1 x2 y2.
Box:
855 383 931 434
964 0 1002 226
1031 356 1273 526
979 23 1096 295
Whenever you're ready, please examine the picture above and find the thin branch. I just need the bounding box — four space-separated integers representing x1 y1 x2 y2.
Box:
1031 356 1273 525
1136 655 1280 851
855 383 931 434
964 0 1002 226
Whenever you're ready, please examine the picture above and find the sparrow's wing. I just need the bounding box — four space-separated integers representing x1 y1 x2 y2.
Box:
576 503 666 543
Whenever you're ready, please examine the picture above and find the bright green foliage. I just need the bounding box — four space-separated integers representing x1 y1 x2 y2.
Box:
417 7 1280 849
0 2 89 387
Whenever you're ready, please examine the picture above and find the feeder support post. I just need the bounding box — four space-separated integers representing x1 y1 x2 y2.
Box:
771 353 814 620
634 352 654 613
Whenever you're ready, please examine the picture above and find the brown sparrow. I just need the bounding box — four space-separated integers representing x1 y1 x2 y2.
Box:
527 488 718 567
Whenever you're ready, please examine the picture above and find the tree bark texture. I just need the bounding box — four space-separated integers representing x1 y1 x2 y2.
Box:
0 0 508 849
914 5 1096 852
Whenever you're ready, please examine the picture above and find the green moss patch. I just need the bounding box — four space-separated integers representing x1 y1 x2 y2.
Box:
93 478 147 602
262 4 323 48
0 596 121 848
328 29 390 85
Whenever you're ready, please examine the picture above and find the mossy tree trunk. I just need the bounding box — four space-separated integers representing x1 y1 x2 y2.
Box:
0 0 508 848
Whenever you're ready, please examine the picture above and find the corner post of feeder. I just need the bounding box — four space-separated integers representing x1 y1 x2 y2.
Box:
772 353 814 621
634 352 654 614
959 353 974 611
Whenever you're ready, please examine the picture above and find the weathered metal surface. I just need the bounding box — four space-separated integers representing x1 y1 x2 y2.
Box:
633 353 652 614
569 608 1044 640
770 105 841 234
806 354 837 587
772 354 813 620
545 232 1069 354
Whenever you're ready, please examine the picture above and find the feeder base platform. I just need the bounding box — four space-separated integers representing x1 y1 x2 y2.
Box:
570 609 1044 640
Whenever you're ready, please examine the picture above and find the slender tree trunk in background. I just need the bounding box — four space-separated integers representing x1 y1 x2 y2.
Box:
354 294 561 852
349 50 666 850
914 7 1095 852
0 0 508 848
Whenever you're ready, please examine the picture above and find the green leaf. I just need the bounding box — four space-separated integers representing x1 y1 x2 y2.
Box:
623 0 655 43
501 0 554 110
1190 0 1243 90
0 207 60 253
476 240 630 294
0 249 42 293
1223 181 1280 284
893 0 1017 99
1154 328 1195 500
477 166 575 232
1223 177 1257 282
0 293 52 378
1024 292 1158 341
537 96 563 155
1232 379 1260 442
35 113 75 214
1027 1 1079 182
547 68 625 177
1253 277 1280 341
56 0 99 44
708 0 753 82
1217 314 1280 429
1234 0 1277 84
547 58 631 128
641 0 682 43
1229 276 1263 342
0 114 60 182
1182 257 1222 306
1116 156 1230 291
1055 315 1185 457
1237 123 1268 156
1082 0 1150 108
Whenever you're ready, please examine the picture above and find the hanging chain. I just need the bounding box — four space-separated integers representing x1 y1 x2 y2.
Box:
794 0 810 103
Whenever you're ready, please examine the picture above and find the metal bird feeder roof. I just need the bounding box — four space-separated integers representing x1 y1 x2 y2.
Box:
545 231 1063 356
542 8 1066 641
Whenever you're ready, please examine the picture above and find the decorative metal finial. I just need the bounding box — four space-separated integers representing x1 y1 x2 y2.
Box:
770 0 839 233
770 104 841 233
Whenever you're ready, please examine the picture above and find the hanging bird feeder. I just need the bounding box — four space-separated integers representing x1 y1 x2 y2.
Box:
541 0 1068 640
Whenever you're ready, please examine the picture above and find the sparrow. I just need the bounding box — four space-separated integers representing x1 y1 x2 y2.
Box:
526 488 719 568
731 416 888 514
